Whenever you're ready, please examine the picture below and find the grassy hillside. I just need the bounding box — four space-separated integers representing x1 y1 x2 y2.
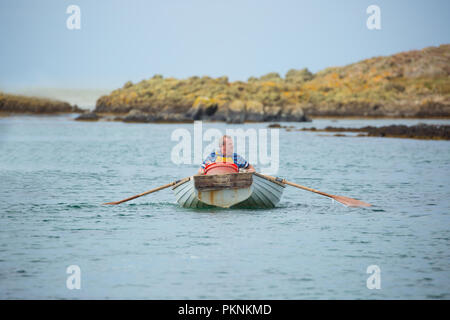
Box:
0 92 81 114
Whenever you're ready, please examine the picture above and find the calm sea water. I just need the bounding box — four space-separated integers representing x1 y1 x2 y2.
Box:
0 115 449 299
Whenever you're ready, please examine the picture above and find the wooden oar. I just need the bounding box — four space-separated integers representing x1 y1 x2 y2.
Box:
255 172 371 207
103 177 191 205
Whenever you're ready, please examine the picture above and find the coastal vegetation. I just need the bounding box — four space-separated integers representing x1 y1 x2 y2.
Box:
93 44 450 122
0 92 81 114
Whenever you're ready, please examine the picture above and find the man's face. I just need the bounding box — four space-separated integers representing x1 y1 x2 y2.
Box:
221 138 234 156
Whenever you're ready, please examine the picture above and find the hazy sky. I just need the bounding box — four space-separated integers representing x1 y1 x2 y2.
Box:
1 0 449 93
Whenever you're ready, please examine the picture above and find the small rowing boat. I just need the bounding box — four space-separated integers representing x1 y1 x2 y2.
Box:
172 172 285 209
104 168 371 208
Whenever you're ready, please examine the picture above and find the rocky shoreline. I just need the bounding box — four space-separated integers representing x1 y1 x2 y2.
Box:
270 123 450 140
75 106 311 123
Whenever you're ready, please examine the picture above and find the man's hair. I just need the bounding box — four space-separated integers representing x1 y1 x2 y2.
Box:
219 135 233 147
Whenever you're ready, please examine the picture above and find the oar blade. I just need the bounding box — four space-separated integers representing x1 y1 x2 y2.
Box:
103 201 120 205
332 195 371 208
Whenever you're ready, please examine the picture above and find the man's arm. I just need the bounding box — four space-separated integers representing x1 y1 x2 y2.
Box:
198 152 215 174
235 154 255 172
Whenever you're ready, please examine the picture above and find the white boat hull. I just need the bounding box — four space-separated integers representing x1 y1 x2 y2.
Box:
172 173 285 209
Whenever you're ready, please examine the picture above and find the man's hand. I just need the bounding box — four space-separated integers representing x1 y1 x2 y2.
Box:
247 164 256 172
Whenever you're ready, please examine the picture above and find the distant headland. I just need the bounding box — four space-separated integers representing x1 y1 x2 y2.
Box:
2 44 449 122
0 92 82 115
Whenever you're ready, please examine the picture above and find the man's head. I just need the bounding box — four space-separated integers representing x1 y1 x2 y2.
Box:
219 135 233 156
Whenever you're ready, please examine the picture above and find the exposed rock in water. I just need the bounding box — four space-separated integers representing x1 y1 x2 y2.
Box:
297 124 450 140
121 109 193 123
75 112 99 121
123 109 154 123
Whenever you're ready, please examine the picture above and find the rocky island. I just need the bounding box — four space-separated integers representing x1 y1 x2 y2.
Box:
85 44 450 123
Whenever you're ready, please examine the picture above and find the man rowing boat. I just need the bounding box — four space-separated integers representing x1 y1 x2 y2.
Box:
106 137 370 207
198 135 255 174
